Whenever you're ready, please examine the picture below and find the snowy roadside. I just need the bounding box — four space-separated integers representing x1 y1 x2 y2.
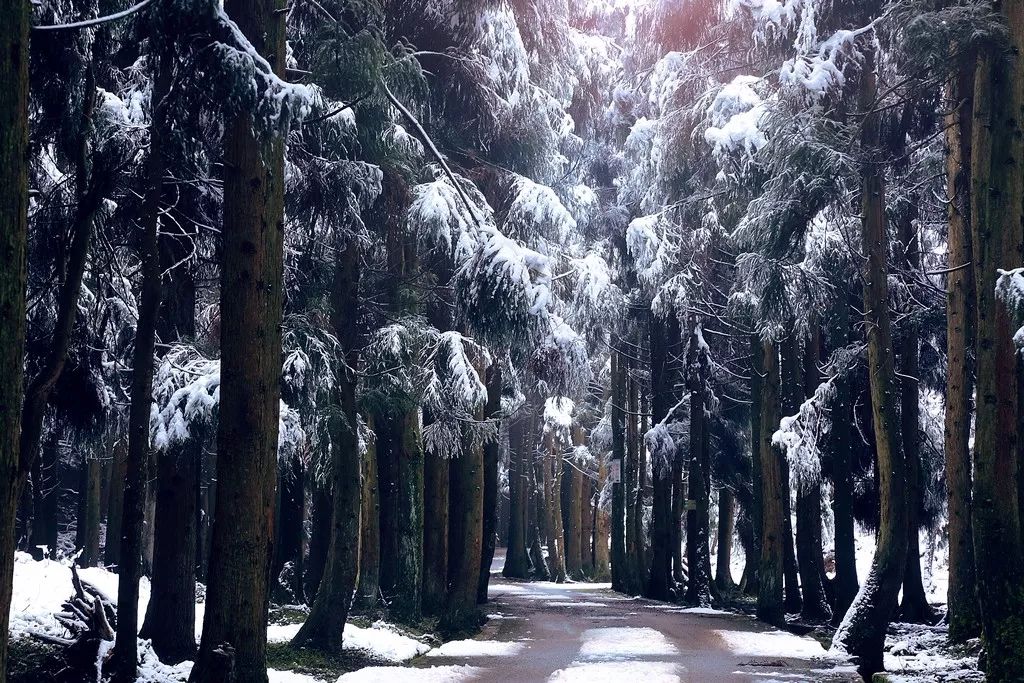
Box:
6 552 435 682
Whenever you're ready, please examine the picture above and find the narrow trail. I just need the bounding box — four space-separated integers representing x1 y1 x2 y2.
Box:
357 551 860 682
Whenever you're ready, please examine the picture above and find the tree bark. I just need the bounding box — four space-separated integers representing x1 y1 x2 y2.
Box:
502 417 531 579
478 363 502 602
779 334 802 615
104 440 127 568
897 200 932 624
610 349 628 592
796 329 829 621
271 455 305 604
594 456 611 581
190 0 287 674
757 339 785 626
830 301 858 620
943 50 980 644
354 412 380 610
422 447 449 614
580 462 595 578
831 46 909 679
745 334 763 597
647 311 674 600
969 10 1024 677
292 238 362 653
685 319 713 607
714 487 736 592
0 0 30 673
30 436 60 562
541 423 567 583
443 408 485 629
76 458 102 568
110 45 170 681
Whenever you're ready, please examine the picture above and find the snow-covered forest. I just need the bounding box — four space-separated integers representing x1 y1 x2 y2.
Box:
1 0 1023 681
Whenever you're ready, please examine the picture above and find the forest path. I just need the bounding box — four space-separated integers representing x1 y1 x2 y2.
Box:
411 550 859 682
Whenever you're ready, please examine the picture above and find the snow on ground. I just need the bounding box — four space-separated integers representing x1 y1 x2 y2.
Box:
548 661 682 682
576 626 679 661
267 620 429 662
336 665 482 682
714 628 830 660
881 623 984 682
544 601 607 607
425 639 525 657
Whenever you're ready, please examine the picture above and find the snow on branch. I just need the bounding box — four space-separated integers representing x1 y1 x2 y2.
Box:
407 168 493 262
543 397 576 448
456 226 554 349
505 176 577 244
645 423 676 481
703 76 767 161
772 376 836 491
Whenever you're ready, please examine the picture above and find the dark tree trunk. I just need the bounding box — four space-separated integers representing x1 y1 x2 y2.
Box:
0 1 30 674
110 45 170 681
745 333 763 597
624 359 645 595
104 440 127 568
580 460 594 578
610 350 628 592
685 318 713 607
140 442 198 664
306 484 331 600
757 339 785 626
647 311 674 600
190 0 287 674
594 456 611 581
943 52 980 644
422 448 449 614
541 422 566 583
796 329 829 621
31 436 60 562
75 458 101 568
292 238 362 653
831 302 858 620
969 11 1024 678
502 418 530 579
779 335 802 615
355 412 380 611
443 412 485 630
478 363 502 602
831 46 909 679
897 201 932 624
527 423 550 581
714 487 736 592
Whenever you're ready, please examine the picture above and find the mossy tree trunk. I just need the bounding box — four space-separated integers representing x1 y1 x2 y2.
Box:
190 0 287 676
831 45 909 679
292 238 362 653
943 50 980 644
969 7 1024 677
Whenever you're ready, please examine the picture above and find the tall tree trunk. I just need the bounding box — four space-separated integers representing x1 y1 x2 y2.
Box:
140 441 198 664
541 425 567 583
897 202 932 624
422 448 449 614
580 463 595 578
647 312 674 600
355 412 380 610
594 456 611 581
757 339 785 626
714 487 736 592
478 363 502 602
527 424 550 581
779 334 802 615
191 0 287 674
745 334 764 597
502 418 530 579
685 319 713 607
76 458 102 568
969 9 1024 677
831 302 858 620
624 358 645 595
831 46 909 679
306 483 330 600
444 412 485 630
610 350 627 591
943 51 980 644
31 436 60 562
292 239 362 653
564 462 582 580
796 329 830 621
104 440 127 567
110 46 170 681
0 0 30 673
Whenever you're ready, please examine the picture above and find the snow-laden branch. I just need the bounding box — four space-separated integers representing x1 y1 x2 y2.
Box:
34 0 153 30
